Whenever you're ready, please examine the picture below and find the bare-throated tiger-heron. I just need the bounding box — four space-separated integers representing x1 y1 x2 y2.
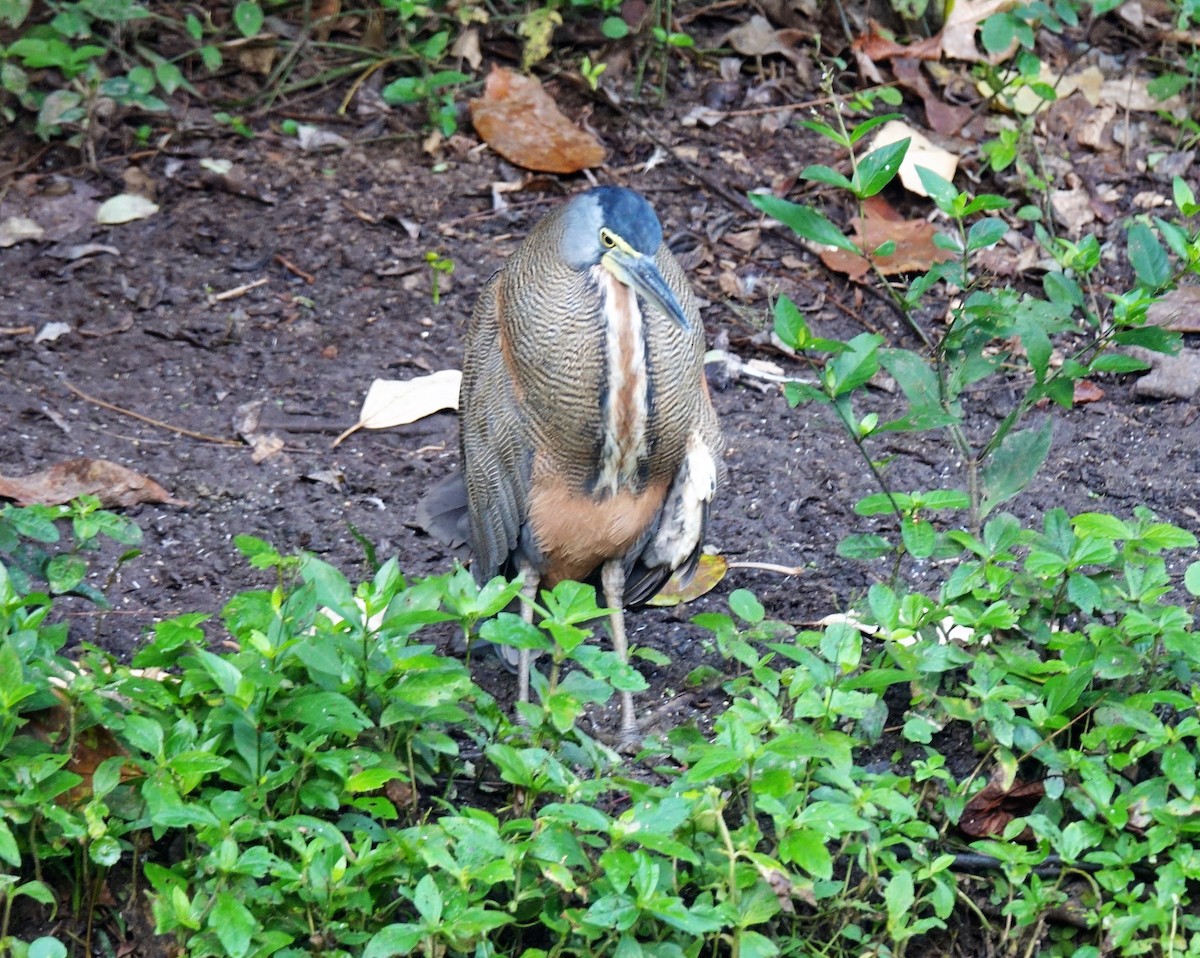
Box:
420 186 723 744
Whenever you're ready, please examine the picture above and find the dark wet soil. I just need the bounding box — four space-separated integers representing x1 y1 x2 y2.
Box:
1 7 1197 748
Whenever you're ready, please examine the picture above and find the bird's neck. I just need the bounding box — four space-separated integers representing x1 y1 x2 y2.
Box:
594 266 648 497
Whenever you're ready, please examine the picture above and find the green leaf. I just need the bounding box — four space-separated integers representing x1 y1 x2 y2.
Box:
1184 562 1200 597
149 59 180 95
737 930 780 958
980 12 1016 54
878 348 959 431
980 418 1052 518
1172 175 1197 215
211 892 256 958
1112 324 1179 353
365 925 424 958
920 489 970 510
826 332 883 396
845 112 904 144
46 554 86 593
837 534 892 559
749 193 859 254
1126 222 1170 290
0 820 20 866
232 1 263 37
885 869 915 926
1089 353 1150 374
601 16 630 38
1043 271 1083 307
916 167 958 210
965 217 1008 251
1147 72 1188 101
413 873 443 925
729 589 764 624
773 296 810 350
1044 668 1091 716
801 164 854 191
855 138 909 197
479 612 550 651
28 939 68 958
901 517 935 558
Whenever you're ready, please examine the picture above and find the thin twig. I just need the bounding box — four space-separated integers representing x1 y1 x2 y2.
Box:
209 277 269 302
727 561 806 576
274 254 315 284
62 382 242 446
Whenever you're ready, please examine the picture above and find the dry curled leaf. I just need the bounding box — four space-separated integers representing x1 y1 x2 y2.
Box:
0 215 45 247
0 458 187 508
820 195 956 282
959 768 1045 840
23 692 136 807
646 553 729 606
470 66 605 174
333 370 462 446
95 193 159 225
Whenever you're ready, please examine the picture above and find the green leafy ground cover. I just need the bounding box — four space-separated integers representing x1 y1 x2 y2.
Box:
4 0 1200 955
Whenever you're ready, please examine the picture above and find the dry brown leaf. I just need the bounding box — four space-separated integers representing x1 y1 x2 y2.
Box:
95 193 159 225
1073 380 1105 404
723 229 761 253
0 177 101 243
891 58 973 137
646 554 729 607
235 42 277 75
1049 187 1096 233
853 19 942 62
0 458 187 508
819 196 955 282
470 66 605 174
1075 103 1118 149
722 15 812 71
959 768 1044 840
1147 286 1200 333
333 370 462 446
452 26 483 70
0 215 45 247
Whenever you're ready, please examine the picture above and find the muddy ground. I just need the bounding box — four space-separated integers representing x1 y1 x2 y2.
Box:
1 27 1198 735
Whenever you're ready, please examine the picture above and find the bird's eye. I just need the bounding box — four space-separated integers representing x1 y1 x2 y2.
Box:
600 229 617 249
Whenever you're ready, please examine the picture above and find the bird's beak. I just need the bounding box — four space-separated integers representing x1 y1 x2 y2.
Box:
603 245 691 331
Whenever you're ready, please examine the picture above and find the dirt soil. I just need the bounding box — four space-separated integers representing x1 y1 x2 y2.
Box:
1 26 1198 736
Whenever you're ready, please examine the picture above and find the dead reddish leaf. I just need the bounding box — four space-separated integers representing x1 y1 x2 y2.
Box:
853 20 942 63
959 769 1045 840
386 778 417 809
1073 380 1105 404
0 457 187 508
470 66 605 174
23 693 137 807
819 196 955 282
892 58 974 137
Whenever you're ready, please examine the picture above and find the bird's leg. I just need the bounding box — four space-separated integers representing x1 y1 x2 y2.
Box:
601 559 638 745
517 564 539 707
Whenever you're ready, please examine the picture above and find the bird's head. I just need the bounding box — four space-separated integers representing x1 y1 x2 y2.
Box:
559 186 691 331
